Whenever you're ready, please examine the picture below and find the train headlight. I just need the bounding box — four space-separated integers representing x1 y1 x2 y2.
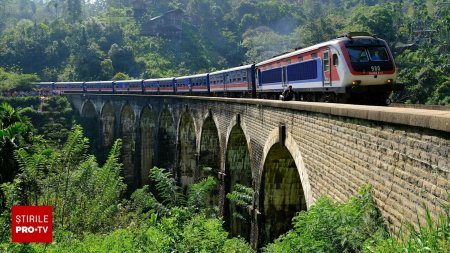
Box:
352 80 361 86
386 79 393 84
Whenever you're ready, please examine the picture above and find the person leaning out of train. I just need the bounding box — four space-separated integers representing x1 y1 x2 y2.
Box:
280 85 294 101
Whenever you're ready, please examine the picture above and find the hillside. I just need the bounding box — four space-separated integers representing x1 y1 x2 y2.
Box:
0 0 448 104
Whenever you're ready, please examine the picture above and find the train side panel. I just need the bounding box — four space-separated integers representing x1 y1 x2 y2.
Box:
191 74 209 93
143 79 159 93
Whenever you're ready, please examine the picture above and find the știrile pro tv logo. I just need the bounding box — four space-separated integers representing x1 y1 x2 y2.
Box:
12 206 52 243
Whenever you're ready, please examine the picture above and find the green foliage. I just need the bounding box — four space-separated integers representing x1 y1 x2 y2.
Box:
0 97 40 109
25 165 254 253
0 102 33 184
0 180 23 243
150 166 185 208
34 96 74 144
112 72 130 81
365 200 450 253
187 176 217 214
227 183 253 222
0 0 448 104
1 126 126 238
264 185 389 253
142 209 254 252
0 68 39 92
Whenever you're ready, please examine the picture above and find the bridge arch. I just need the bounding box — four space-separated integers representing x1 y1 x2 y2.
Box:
80 100 100 156
258 127 311 246
199 114 221 179
140 106 155 186
198 114 221 208
81 100 96 117
178 111 197 193
120 103 136 187
156 107 176 174
224 115 252 241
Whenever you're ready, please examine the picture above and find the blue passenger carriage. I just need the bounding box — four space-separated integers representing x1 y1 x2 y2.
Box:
189 73 209 93
85 81 114 92
158 77 176 93
115 79 143 93
175 75 191 93
209 64 255 97
54 81 84 93
143 78 160 93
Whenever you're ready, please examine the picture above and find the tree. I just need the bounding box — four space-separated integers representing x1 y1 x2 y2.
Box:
0 103 33 184
67 0 82 23
108 43 139 76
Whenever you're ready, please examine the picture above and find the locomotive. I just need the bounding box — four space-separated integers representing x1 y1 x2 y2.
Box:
39 32 397 105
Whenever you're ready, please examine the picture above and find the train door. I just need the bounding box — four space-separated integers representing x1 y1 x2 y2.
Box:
322 49 331 86
282 66 287 89
224 73 228 92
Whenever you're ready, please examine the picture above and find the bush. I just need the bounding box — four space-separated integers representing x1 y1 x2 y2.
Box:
264 186 388 253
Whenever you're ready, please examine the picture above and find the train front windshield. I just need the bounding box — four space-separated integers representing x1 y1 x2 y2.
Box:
346 46 393 72
347 47 389 62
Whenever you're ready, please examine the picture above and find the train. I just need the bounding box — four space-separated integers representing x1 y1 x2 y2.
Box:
39 32 397 105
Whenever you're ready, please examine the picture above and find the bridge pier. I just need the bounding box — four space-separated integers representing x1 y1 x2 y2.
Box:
100 102 116 163
120 104 137 188
139 106 155 186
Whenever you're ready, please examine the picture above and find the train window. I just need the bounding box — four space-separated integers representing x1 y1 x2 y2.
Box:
347 47 369 62
333 54 339 66
298 56 303 62
287 59 291 64
367 47 389 61
311 53 318 58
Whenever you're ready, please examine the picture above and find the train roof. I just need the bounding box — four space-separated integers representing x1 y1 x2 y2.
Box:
114 79 143 83
176 73 208 80
54 81 84 84
209 64 253 75
156 77 175 82
256 35 384 66
85 80 114 84
143 78 160 82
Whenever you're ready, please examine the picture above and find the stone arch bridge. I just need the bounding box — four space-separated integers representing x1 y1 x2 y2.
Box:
67 94 449 248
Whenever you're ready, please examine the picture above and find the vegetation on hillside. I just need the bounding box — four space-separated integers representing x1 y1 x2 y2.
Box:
0 0 448 104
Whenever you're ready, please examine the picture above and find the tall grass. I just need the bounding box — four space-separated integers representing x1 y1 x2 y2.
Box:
366 198 449 253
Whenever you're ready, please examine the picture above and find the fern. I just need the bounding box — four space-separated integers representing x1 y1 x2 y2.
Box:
187 176 217 214
149 166 184 208
226 184 254 222
131 185 169 216
227 184 253 210
103 139 123 176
